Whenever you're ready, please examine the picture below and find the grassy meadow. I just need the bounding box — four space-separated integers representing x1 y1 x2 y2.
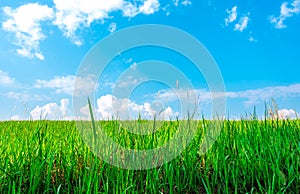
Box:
0 118 299 193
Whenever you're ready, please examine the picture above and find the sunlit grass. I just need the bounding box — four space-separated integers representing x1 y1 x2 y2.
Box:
0 118 299 193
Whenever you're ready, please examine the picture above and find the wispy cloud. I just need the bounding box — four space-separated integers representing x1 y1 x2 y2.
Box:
2 3 54 60
0 70 15 86
270 0 300 29
173 0 192 7
115 75 147 88
5 91 47 102
226 84 300 106
34 75 97 96
153 83 300 107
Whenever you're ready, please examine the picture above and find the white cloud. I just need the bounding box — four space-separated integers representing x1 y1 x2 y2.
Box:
181 0 192 6
153 88 202 103
161 106 175 118
139 0 160 15
234 16 249 32
2 3 54 60
173 0 180 7
270 0 300 29
53 0 160 43
0 70 15 86
53 0 123 44
2 0 169 51
226 84 300 106
249 32 257 42
108 22 117 33
115 75 146 88
95 94 175 120
122 0 160 17
153 83 300 107
225 6 251 33
162 5 171 16
225 6 238 26
99 81 116 90
10 114 24 120
5 91 46 101
173 0 191 7
130 62 138 70
30 98 70 120
277 109 297 119
34 75 97 96
122 1 139 17
249 36 257 42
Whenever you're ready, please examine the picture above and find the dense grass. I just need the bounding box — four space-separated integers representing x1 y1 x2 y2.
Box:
0 119 299 193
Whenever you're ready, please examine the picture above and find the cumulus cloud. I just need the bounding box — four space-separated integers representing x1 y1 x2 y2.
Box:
139 0 160 15
95 94 175 120
34 75 97 96
26 94 174 120
270 0 300 29
225 6 238 26
161 106 175 118
30 98 70 120
53 0 123 45
2 3 54 60
122 1 139 17
10 114 24 121
122 0 160 17
0 70 15 86
277 109 297 119
53 0 160 43
234 15 249 32
10 83 300 120
2 0 166 57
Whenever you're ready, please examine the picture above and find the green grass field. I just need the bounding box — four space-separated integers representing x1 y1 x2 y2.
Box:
0 118 299 193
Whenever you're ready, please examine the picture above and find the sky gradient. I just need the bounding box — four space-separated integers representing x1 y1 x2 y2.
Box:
0 0 300 120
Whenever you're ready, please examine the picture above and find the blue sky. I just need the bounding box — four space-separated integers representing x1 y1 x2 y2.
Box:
0 0 300 120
